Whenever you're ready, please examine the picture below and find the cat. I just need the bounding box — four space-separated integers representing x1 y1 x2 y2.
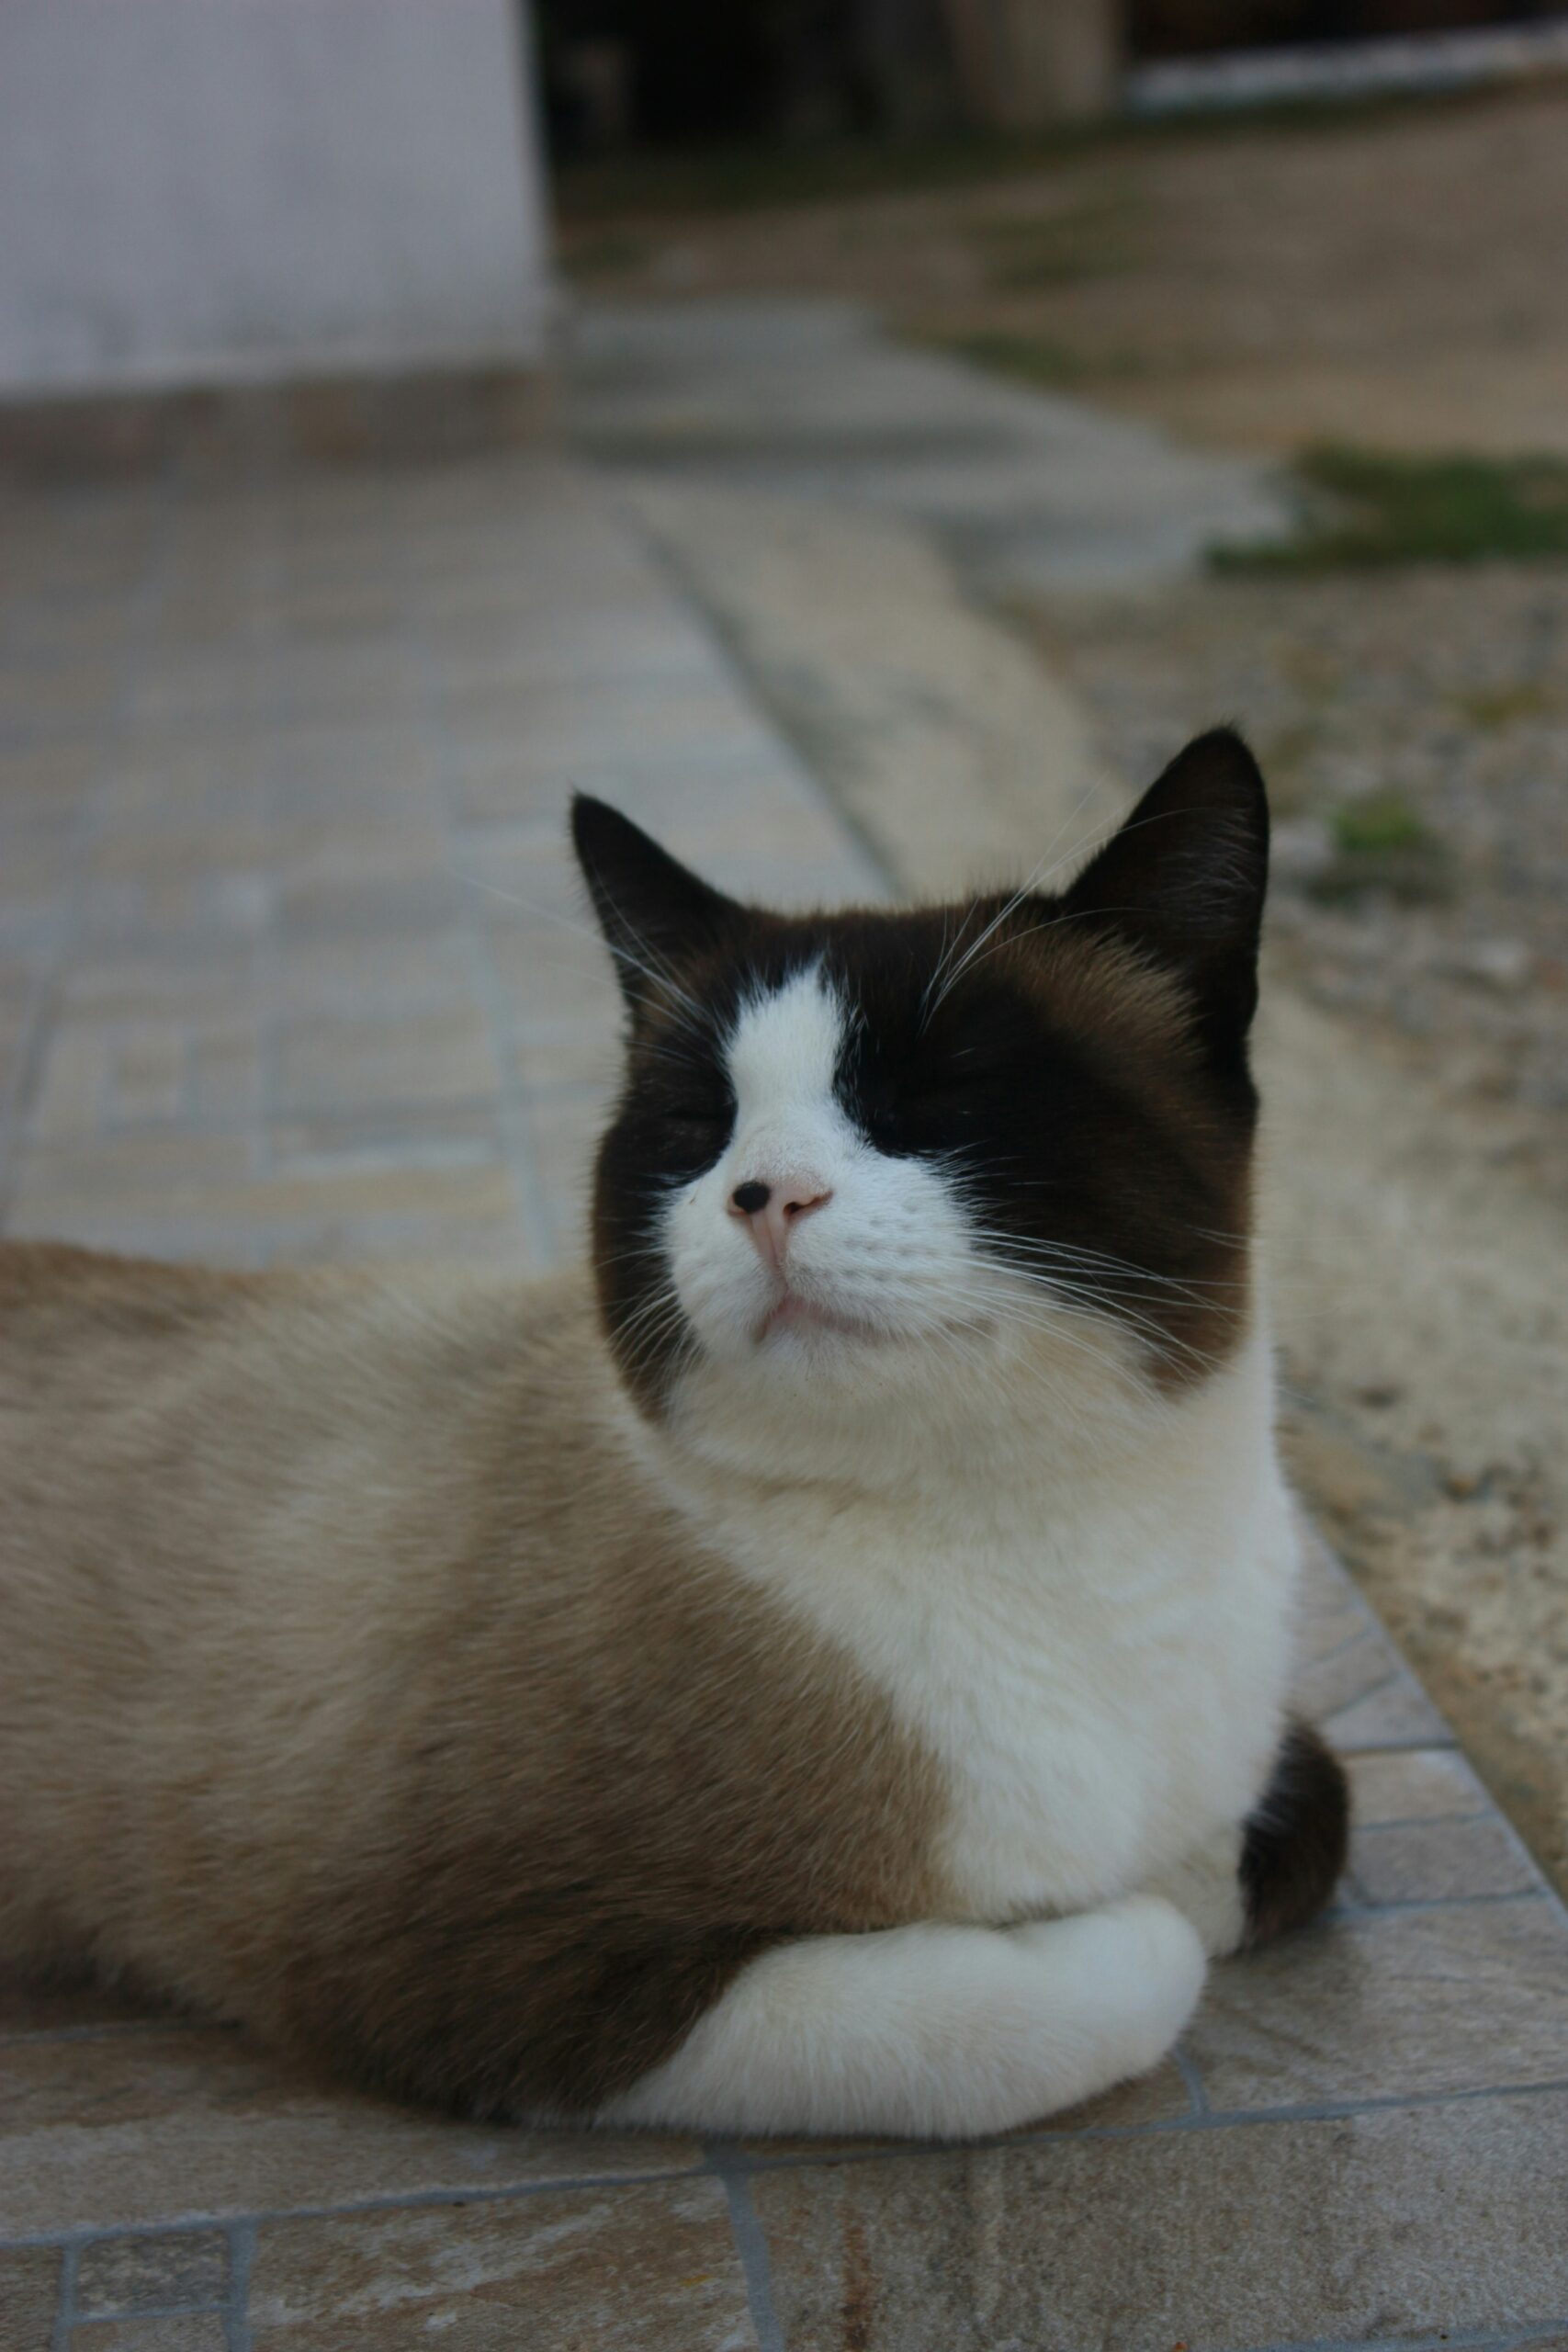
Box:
0 726 1347 2140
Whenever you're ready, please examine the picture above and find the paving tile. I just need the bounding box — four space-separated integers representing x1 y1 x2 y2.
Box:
60 947 258 1025
89 820 275 884
99 751 267 827
75 2229 227 2316
434 610 725 695
247 2177 757 2350
1292 1624 1406 1725
267 737 436 814
272 1006 500 1116
1348 1745 1489 1825
266 932 474 1019
525 1090 611 1258
1190 1900 1568 2111
270 819 447 890
80 873 272 952
510 1018 621 1090
751 2089 1568 2352
67 2318 228 2350
1349 1813 1540 1905
0 828 74 913
0 742 100 815
7 1160 522 1267
274 1216 530 1272
275 873 461 943
1322 1671 1456 1748
26 1024 112 1145
0 1022 32 1130
267 1103 506 1177
482 918 616 1028
1019 2055 1196 2136
0 2245 62 2352
7 1135 254 1219
0 2030 701 2235
186 1027 264 1129
108 1031 189 1126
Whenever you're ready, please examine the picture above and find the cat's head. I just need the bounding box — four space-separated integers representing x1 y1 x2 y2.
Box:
573 729 1269 1438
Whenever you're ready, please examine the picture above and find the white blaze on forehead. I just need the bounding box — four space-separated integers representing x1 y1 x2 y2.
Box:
724 965 848 1125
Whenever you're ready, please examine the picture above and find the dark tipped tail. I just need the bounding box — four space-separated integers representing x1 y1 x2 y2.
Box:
1240 1720 1350 1945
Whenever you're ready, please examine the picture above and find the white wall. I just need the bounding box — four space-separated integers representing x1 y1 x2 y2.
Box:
0 0 553 396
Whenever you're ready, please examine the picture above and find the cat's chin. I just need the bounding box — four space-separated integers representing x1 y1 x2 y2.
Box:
753 1293 892 1349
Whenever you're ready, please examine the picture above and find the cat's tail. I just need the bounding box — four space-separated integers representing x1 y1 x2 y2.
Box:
597 1894 1204 2140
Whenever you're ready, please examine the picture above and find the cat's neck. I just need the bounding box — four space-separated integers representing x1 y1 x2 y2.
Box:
617 1308 1274 1529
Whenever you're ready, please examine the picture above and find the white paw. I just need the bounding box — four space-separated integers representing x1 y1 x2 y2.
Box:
1011 1893 1207 2090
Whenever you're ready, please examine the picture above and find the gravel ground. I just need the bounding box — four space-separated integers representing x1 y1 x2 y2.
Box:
1031 567 1568 1197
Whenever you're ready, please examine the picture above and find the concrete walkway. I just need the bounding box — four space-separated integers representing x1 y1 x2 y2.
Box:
570 296 1286 594
1 435 1567 2348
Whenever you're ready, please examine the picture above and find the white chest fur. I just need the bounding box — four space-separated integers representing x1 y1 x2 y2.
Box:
640 1325 1299 1924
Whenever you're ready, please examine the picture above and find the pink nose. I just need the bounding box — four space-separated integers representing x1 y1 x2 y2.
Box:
728 1178 832 1269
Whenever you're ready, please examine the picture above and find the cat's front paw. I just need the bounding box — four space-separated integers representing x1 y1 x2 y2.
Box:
1010 1893 1207 2091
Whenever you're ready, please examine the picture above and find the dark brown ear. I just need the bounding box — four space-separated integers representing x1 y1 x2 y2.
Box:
1061 728 1269 1066
570 796 739 1017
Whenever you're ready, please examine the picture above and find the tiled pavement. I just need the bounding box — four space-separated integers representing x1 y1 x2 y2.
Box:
2 441 1567 2351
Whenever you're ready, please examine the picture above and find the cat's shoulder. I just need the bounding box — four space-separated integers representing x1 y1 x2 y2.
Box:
0 1242 604 1419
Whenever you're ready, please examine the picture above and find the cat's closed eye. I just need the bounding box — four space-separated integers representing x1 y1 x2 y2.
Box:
863 1049 1000 1132
658 1099 735 1153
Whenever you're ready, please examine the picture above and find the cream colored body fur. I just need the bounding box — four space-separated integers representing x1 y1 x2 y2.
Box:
0 1243 1292 2140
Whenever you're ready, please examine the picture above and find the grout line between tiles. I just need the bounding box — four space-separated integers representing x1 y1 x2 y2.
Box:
1174 2041 1211 2116
1241 2322 1568 2352
49 2240 79 2352
225 2216 256 2352
11 2070 1568 2252
66 2296 227 2325
1333 1733 1461 1754
1350 1809 1495 1835
705 2143 787 2352
616 489 897 902
1327 1888 1548 1920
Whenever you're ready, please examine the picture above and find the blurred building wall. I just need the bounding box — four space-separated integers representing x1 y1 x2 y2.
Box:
0 0 553 398
941 0 1121 123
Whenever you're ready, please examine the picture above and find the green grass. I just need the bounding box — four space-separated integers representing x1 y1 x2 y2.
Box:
1331 792 1431 857
1312 790 1451 903
1212 447 1568 573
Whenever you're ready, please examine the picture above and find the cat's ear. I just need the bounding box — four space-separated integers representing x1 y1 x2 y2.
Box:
1060 728 1269 1057
571 796 740 1015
